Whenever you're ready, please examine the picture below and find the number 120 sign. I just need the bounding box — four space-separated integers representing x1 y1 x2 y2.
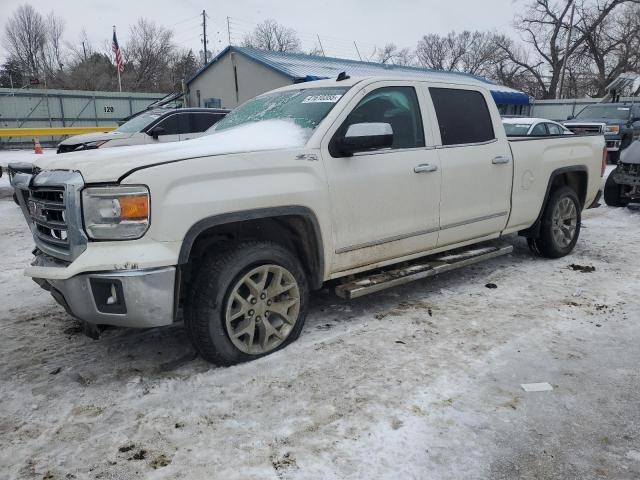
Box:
104 106 115 113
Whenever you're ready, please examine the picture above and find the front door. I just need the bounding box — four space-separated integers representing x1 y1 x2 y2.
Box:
428 86 512 247
322 82 441 273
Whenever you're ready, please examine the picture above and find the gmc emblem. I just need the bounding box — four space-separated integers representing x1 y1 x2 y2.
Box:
28 200 47 222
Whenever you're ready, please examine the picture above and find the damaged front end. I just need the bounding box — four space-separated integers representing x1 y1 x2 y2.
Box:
9 163 178 333
613 141 640 202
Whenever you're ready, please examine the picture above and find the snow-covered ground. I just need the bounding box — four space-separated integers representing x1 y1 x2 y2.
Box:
1 162 639 479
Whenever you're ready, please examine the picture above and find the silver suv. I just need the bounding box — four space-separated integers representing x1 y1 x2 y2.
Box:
56 108 229 153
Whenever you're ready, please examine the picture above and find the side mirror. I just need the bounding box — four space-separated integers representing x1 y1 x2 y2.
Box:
566 115 574 120
147 126 166 139
336 123 393 157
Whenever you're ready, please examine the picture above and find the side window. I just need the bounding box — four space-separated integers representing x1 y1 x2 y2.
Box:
530 123 548 136
547 123 562 135
429 88 495 145
190 113 224 132
336 86 425 150
156 114 180 135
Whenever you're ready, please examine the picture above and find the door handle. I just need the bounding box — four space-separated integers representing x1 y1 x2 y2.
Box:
414 164 438 173
492 156 511 165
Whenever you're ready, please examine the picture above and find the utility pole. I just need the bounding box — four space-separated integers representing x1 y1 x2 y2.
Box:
317 35 326 56
227 16 232 45
82 41 87 61
557 0 576 99
354 42 362 61
202 10 208 64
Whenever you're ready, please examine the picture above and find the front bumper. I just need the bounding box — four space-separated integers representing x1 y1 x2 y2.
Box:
34 258 178 328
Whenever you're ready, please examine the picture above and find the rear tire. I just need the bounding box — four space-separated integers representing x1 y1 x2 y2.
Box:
529 186 581 259
603 168 629 207
185 241 309 365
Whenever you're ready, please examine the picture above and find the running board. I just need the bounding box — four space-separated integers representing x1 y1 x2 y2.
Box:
335 241 514 299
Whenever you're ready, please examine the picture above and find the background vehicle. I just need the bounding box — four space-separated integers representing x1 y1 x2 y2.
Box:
503 117 574 137
10 76 605 365
564 102 640 162
604 139 640 207
56 107 229 153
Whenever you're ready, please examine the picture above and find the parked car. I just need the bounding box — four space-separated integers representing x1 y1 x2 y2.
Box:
10 76 605 365
56 107 229 153
564 102 640 162
604 139 640 207
502 117 574 137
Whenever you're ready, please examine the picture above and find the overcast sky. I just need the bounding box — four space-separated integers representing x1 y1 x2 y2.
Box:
0 0 523 63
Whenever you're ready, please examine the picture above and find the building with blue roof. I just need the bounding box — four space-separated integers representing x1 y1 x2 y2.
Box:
186 46 530 115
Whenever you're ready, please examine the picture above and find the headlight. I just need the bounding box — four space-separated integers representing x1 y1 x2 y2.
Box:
81 140 109 150
82 186 150 240
604 125 620 134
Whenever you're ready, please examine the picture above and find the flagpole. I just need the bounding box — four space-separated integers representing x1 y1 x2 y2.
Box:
113 25 122 92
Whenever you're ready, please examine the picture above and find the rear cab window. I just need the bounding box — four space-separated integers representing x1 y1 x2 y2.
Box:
429 88 495 145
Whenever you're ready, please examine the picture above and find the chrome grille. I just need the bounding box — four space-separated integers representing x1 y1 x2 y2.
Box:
27 186 70 251
9 166 87 261
565 124 602 134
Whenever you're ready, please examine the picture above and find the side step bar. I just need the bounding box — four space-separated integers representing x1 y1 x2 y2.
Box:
335 241 514 299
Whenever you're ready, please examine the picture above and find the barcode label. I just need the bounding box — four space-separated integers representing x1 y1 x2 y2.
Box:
302 94 343 103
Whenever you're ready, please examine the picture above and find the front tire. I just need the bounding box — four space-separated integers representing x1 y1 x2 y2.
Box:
185 241 309 365
529 186 581 258
603 168 629 207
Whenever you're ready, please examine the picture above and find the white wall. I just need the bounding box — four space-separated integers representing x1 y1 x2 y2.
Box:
188 51 292 109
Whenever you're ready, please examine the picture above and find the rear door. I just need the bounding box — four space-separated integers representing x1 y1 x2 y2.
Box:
429 86 512 247
321 81 441 273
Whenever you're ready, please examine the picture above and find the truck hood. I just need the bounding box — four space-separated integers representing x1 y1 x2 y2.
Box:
58 130 134 145
34 120 310 183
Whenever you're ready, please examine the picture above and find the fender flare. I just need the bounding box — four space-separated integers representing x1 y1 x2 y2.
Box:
178 206 325 289
521 165 588 238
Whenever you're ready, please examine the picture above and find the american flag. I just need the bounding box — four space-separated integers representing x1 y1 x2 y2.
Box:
112 28 124 73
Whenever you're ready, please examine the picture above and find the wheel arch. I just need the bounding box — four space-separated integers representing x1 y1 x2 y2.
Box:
520 165 588 238
178 206 325 289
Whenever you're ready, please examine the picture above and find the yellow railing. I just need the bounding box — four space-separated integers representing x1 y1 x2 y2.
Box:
0 127 116 138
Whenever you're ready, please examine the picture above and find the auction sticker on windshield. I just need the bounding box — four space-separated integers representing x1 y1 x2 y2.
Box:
302 94 343 103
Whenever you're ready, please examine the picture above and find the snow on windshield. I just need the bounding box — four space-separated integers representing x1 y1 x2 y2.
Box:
193 119 310 153
211 87 349 136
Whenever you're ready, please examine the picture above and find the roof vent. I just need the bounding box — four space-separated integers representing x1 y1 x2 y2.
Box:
336 71 350 82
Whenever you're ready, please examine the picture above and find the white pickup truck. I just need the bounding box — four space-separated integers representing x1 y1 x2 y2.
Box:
9 76 606 365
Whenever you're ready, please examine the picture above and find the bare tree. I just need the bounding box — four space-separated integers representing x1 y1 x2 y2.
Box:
124 18 175 91
498 0 640 99
3 4 47 77
45 14 66 72
415 31 499 76
373 43 414 65
577 4 640 96
242 19 301 52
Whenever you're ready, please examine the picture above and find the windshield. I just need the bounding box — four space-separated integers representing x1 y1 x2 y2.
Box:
575 105 631 120
211 87 350 137
503 123 532 136
116 110 165 133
